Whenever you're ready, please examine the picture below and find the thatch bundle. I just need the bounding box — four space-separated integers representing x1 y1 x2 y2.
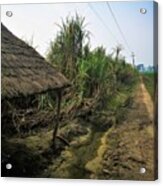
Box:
1 24 70 99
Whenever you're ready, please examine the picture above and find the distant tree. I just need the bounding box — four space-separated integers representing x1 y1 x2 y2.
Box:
112 44 123 62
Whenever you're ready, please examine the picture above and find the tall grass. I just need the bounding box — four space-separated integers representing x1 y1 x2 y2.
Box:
45 14 138 111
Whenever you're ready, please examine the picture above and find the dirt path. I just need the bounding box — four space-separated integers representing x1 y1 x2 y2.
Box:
139 83 154 121
86 82 156 180
40 81 156 180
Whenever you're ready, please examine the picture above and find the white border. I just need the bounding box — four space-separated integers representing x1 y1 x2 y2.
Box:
0 0 162 185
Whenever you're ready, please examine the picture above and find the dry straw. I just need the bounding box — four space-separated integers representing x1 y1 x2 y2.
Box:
1 24 70 99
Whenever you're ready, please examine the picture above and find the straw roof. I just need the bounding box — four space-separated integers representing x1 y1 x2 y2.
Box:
1 24 70 99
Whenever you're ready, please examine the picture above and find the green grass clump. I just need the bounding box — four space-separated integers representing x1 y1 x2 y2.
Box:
143 72 157 100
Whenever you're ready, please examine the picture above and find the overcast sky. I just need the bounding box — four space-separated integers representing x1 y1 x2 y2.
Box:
1 1 154 66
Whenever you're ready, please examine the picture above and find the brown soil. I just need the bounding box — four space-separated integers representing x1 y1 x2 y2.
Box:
2 82 157 180
86 82 156 180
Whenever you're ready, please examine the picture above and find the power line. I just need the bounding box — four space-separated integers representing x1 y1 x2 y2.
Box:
106 2 132 54
88 3 119 45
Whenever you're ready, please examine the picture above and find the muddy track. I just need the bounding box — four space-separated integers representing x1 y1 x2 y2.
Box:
86 82 156 180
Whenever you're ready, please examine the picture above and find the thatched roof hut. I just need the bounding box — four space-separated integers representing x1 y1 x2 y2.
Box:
1 23 70 99
1 23 71 147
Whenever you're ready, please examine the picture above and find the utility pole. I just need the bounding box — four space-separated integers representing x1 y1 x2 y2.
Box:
131 52 135 67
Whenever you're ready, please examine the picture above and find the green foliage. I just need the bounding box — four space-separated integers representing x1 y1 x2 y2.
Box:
38 93 56 110
116 62 139 87
143 72 156 100
47 13 90 80
45 13 139 111
76 47 113 101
